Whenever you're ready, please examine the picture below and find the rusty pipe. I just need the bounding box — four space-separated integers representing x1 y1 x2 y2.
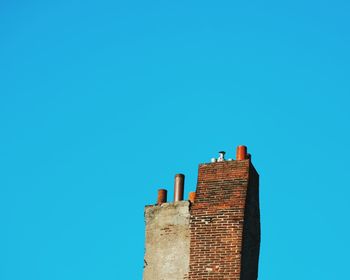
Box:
157 189 167 205
236 145 248 160
174 174 185 202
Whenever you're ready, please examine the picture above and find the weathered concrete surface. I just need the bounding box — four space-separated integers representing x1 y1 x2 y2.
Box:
143 201 190 280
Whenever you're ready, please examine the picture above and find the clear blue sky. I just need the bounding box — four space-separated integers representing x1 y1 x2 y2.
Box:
1 0 349 279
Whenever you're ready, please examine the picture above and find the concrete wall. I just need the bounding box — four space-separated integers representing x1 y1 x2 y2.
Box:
143 201 190 280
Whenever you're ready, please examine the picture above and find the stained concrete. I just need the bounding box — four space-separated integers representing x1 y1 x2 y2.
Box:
143 201 190 280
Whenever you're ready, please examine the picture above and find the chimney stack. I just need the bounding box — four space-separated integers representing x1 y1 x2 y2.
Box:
144 145 260 280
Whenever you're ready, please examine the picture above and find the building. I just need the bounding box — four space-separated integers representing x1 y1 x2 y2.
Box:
143 146 260 280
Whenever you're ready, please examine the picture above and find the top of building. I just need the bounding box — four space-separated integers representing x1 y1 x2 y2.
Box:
150 145 252 206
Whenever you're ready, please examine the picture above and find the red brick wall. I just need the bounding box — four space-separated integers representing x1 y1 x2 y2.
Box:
188 160 260 280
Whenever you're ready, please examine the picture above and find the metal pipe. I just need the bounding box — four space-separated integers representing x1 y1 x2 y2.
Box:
174 174 185 202
157 189 167 205
236 145 248 160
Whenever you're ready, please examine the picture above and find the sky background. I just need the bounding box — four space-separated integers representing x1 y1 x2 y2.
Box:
1 0 350 279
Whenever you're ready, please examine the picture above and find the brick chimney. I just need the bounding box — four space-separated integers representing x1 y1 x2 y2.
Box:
143 146 260 280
